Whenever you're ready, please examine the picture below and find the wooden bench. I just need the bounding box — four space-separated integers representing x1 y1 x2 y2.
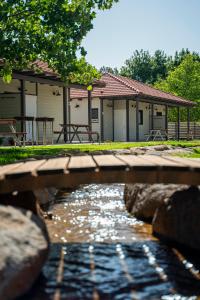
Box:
54 130 99 143
55 124 100 143
72 131 100 143
0 119 27 146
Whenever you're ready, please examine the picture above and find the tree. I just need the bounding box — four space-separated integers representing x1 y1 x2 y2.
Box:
151 50 169 83
172 48 200 68
0 0 118 84
155 55 200 121
120 50 153 83
100 66 119 75
120 48 200 85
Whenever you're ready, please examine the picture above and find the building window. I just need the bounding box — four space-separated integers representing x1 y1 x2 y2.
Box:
92 108 99 123
156 111 162 116
139 110 143 125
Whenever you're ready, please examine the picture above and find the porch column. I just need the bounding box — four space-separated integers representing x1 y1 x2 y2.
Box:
112 100 115 141
165 105 168 140
187 107 190 139
100 99 104 142
151 103 154 130
88 90 92 131
177 106 180 140
136 98 139 141
63 86 68 142
126 100 130 142
20 79 26 132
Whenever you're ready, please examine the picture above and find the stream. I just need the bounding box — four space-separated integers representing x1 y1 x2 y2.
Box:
21 184 200 300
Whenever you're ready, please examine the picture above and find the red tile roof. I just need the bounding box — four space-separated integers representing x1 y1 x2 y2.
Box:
31 60 58 76
0 59 105 88
71 73 194 107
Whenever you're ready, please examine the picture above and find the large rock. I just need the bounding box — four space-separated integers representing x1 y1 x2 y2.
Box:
124 184 187 221
0 191 42 216
34 187 57 209
153 186 200 250
0 205 49 300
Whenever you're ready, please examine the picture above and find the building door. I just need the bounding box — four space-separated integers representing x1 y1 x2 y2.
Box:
25 95 37 142
114 100 126 141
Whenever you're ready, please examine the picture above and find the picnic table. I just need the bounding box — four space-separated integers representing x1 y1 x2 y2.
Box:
14 116 35 145
0 119 26 146
146 129 168 141
55 124 100 144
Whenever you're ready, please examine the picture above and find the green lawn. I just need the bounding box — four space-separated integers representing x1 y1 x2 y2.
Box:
1 140 200 165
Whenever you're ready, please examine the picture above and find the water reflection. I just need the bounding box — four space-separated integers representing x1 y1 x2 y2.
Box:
46 184 152 244
20 184 200 300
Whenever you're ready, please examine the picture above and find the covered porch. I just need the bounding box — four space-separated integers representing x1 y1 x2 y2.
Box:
0 62 103 145
100 97 192 142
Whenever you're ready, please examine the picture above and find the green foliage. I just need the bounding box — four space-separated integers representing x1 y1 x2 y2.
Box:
121 50 153 83
120 49 170 84
120 48 200 85
155 55 200 121
0 0 118 84
100 66 119 75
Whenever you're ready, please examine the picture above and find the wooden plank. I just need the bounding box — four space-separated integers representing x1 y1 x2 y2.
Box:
116 155 157 183
0 163 24 180
116 155 157 170
141 155 189 170
5 160 46 179
37 157 70 175
67 156 97 172
93 155 127 170
164 156 200 170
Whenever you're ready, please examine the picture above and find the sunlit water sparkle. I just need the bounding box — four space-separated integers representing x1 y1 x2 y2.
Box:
21 184 200 300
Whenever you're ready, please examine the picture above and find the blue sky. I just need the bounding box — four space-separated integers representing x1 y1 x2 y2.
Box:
82 0 200 69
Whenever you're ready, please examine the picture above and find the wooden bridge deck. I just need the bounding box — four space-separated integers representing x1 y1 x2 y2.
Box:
0 155 200 194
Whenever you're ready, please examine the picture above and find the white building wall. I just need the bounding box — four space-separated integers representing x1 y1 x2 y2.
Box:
129 101 166 141
114 100 126 141
153 104 166 129
138 102 150 140
37 84 63 142
70 98 88 142
69 97 101 142
103 99 113 141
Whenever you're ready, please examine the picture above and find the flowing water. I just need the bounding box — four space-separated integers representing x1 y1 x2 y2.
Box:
22 184 200 300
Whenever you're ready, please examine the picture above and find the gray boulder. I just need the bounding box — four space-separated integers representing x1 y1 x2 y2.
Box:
124 184 187 221
34 187 57 208
0 205 49 300
153 186 200 250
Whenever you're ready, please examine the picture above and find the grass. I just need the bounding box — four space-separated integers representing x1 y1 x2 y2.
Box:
1 140 200 165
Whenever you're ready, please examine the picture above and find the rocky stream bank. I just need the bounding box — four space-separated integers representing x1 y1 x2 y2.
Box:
124 184 200 251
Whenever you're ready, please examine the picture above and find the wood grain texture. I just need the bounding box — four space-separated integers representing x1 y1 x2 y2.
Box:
93 155 127 170
68 156 97 172
5 160 46 179
37 157 70 175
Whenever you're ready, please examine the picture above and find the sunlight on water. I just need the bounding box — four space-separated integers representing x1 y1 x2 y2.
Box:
21 184 200 300
47 184 150 244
